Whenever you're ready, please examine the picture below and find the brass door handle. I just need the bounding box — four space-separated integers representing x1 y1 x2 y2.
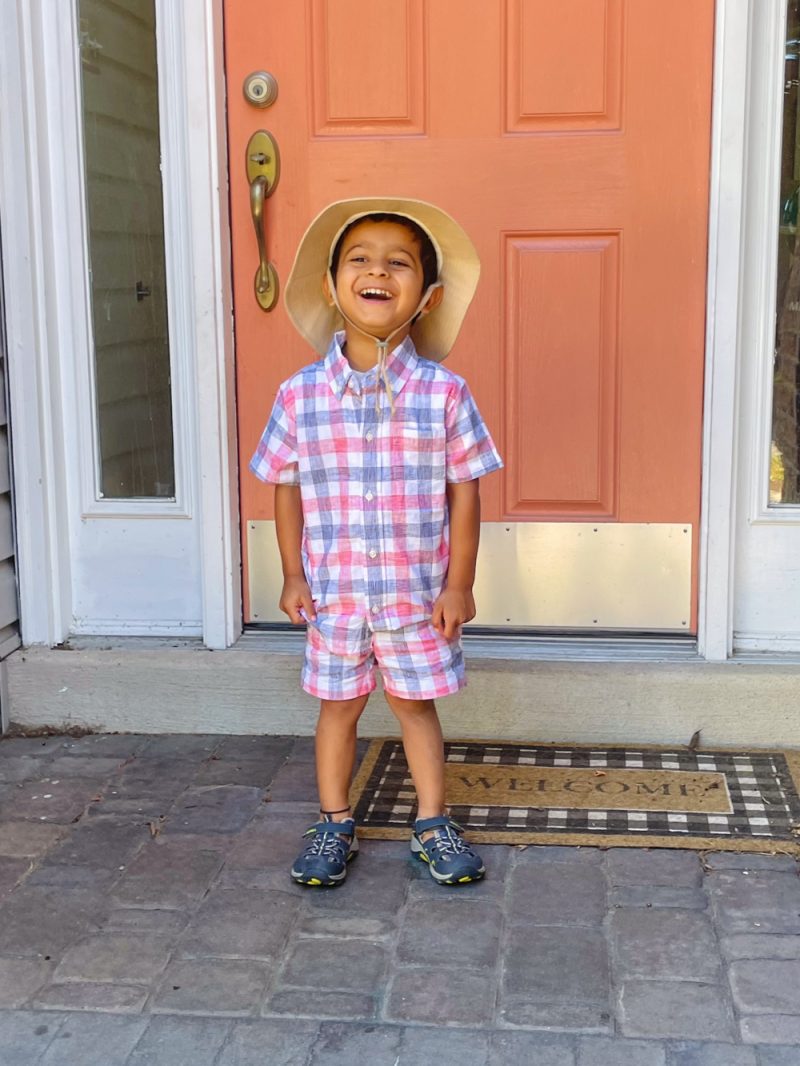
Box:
246 131 280 311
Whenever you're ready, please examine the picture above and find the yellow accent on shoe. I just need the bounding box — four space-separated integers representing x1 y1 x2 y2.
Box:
308 878 322 885
458 876 473 883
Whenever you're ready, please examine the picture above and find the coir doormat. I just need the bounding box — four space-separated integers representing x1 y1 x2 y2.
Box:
350 740 800 854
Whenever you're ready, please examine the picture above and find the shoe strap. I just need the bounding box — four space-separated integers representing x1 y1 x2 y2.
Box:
307 819 355 836
414 815 458 835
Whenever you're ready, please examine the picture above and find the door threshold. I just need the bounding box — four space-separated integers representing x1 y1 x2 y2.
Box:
241 625 699 663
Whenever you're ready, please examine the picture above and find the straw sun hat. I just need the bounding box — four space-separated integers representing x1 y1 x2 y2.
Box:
284 197 480 362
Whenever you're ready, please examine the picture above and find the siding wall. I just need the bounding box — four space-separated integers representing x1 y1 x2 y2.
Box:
0 257 20 662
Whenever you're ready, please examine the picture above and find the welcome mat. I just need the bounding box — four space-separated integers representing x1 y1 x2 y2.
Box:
350 740 800 855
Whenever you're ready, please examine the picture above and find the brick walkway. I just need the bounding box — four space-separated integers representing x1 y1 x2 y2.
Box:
0 733 798 1065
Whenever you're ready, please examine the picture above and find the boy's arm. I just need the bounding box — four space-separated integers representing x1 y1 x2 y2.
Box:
275 483 317 623
432 478 480 640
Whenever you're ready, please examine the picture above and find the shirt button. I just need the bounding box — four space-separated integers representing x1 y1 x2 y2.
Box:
365 490 374 501
368 549 377 559
371 605 380 614
366 431 374 442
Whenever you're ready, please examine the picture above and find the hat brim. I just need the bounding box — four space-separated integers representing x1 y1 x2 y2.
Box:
284 198 480 361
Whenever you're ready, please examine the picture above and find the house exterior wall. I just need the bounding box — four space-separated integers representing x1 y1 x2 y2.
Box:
0 266 20 665
1 0 799 742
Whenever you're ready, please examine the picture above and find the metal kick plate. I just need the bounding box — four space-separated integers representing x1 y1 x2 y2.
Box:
247 522 692 631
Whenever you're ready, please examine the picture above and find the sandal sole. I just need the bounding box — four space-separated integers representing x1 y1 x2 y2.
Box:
290 850 357 887
412 846 485 885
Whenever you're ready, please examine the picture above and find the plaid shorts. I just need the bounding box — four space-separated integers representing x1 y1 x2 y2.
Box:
301 617 465 702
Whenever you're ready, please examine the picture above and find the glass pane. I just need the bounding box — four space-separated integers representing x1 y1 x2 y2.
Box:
78 0 175 498
774 1 800 505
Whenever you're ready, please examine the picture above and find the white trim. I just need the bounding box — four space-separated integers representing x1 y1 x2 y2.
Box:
0 0 237 646
734 632 800 655
137 0 195 519
183 0 241 649
749 506 800 524
730 0 800 646
746 0 800 524
698 0 750 662
23 0 205 633
69 617 202 637
80 500 192 518
69 0 111 516
0 0 72 645
747 0 784 522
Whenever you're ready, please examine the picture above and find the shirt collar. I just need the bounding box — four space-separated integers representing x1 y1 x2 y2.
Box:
324 331 419 400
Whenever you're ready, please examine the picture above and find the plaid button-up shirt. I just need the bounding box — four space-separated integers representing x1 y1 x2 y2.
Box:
250 333 503 652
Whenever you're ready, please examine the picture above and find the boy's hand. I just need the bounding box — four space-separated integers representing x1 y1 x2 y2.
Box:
279 576 317 624
432 586 475 641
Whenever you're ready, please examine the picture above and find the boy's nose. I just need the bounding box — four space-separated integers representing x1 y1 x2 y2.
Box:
367 260 389 276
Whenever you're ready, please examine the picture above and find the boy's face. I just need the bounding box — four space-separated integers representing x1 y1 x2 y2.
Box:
324 219 441 341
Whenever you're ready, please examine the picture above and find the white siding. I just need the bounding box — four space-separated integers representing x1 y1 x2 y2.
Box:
0 266 20 660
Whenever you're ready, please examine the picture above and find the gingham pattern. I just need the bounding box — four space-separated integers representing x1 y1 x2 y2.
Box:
352 741 800 844
251 332 503 653
301 618 465 700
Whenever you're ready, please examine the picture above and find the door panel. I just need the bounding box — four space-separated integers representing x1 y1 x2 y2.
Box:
226 0 714 630
310 0 426 135
505 233 619 516
506 0 623 132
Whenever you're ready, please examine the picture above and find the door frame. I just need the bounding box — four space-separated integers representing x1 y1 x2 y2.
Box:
731 0 800 651
702 0 800 658
0 0 239 649
0 0 772 659
699 0 750 661
0 0 71 648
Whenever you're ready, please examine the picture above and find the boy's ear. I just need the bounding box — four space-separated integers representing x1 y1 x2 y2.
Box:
322 273 336 307
420 284 444 317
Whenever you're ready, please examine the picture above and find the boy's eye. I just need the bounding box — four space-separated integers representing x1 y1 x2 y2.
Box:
390 259 411 268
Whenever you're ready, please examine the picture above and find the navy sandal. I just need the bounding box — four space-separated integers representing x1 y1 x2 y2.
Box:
290 818 358 887
411 815 485 885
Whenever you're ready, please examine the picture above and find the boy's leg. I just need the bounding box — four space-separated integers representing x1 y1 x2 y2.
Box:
294 617 375 886
384 690 485 885
382 693 445 819
376 620 462 819
302 619 375 817
290 694 369 887
315 695 370 816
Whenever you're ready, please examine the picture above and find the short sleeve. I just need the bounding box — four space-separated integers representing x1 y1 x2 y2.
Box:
445 379 503 483
249 384 300 485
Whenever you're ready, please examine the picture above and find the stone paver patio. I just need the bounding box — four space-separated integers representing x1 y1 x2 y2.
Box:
0 732 799 1064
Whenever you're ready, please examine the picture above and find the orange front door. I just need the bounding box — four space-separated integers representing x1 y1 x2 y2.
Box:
225 1 714 632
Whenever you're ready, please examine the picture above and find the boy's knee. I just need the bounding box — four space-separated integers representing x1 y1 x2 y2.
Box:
384 693 436 719
319 695 369 719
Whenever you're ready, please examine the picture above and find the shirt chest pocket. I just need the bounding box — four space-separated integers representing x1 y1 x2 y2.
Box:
388 422 445 483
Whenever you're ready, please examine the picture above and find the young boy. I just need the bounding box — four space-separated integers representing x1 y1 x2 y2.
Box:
250 198 502 887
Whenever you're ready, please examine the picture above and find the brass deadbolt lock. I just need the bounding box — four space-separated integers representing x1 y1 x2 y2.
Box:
243 71 278 108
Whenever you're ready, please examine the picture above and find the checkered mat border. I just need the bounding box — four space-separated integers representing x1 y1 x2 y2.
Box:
350 740 800 853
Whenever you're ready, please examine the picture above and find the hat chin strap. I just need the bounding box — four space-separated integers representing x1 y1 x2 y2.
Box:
327 271 441 415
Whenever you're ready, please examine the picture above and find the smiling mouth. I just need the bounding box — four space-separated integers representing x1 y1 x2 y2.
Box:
359 288 393 301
